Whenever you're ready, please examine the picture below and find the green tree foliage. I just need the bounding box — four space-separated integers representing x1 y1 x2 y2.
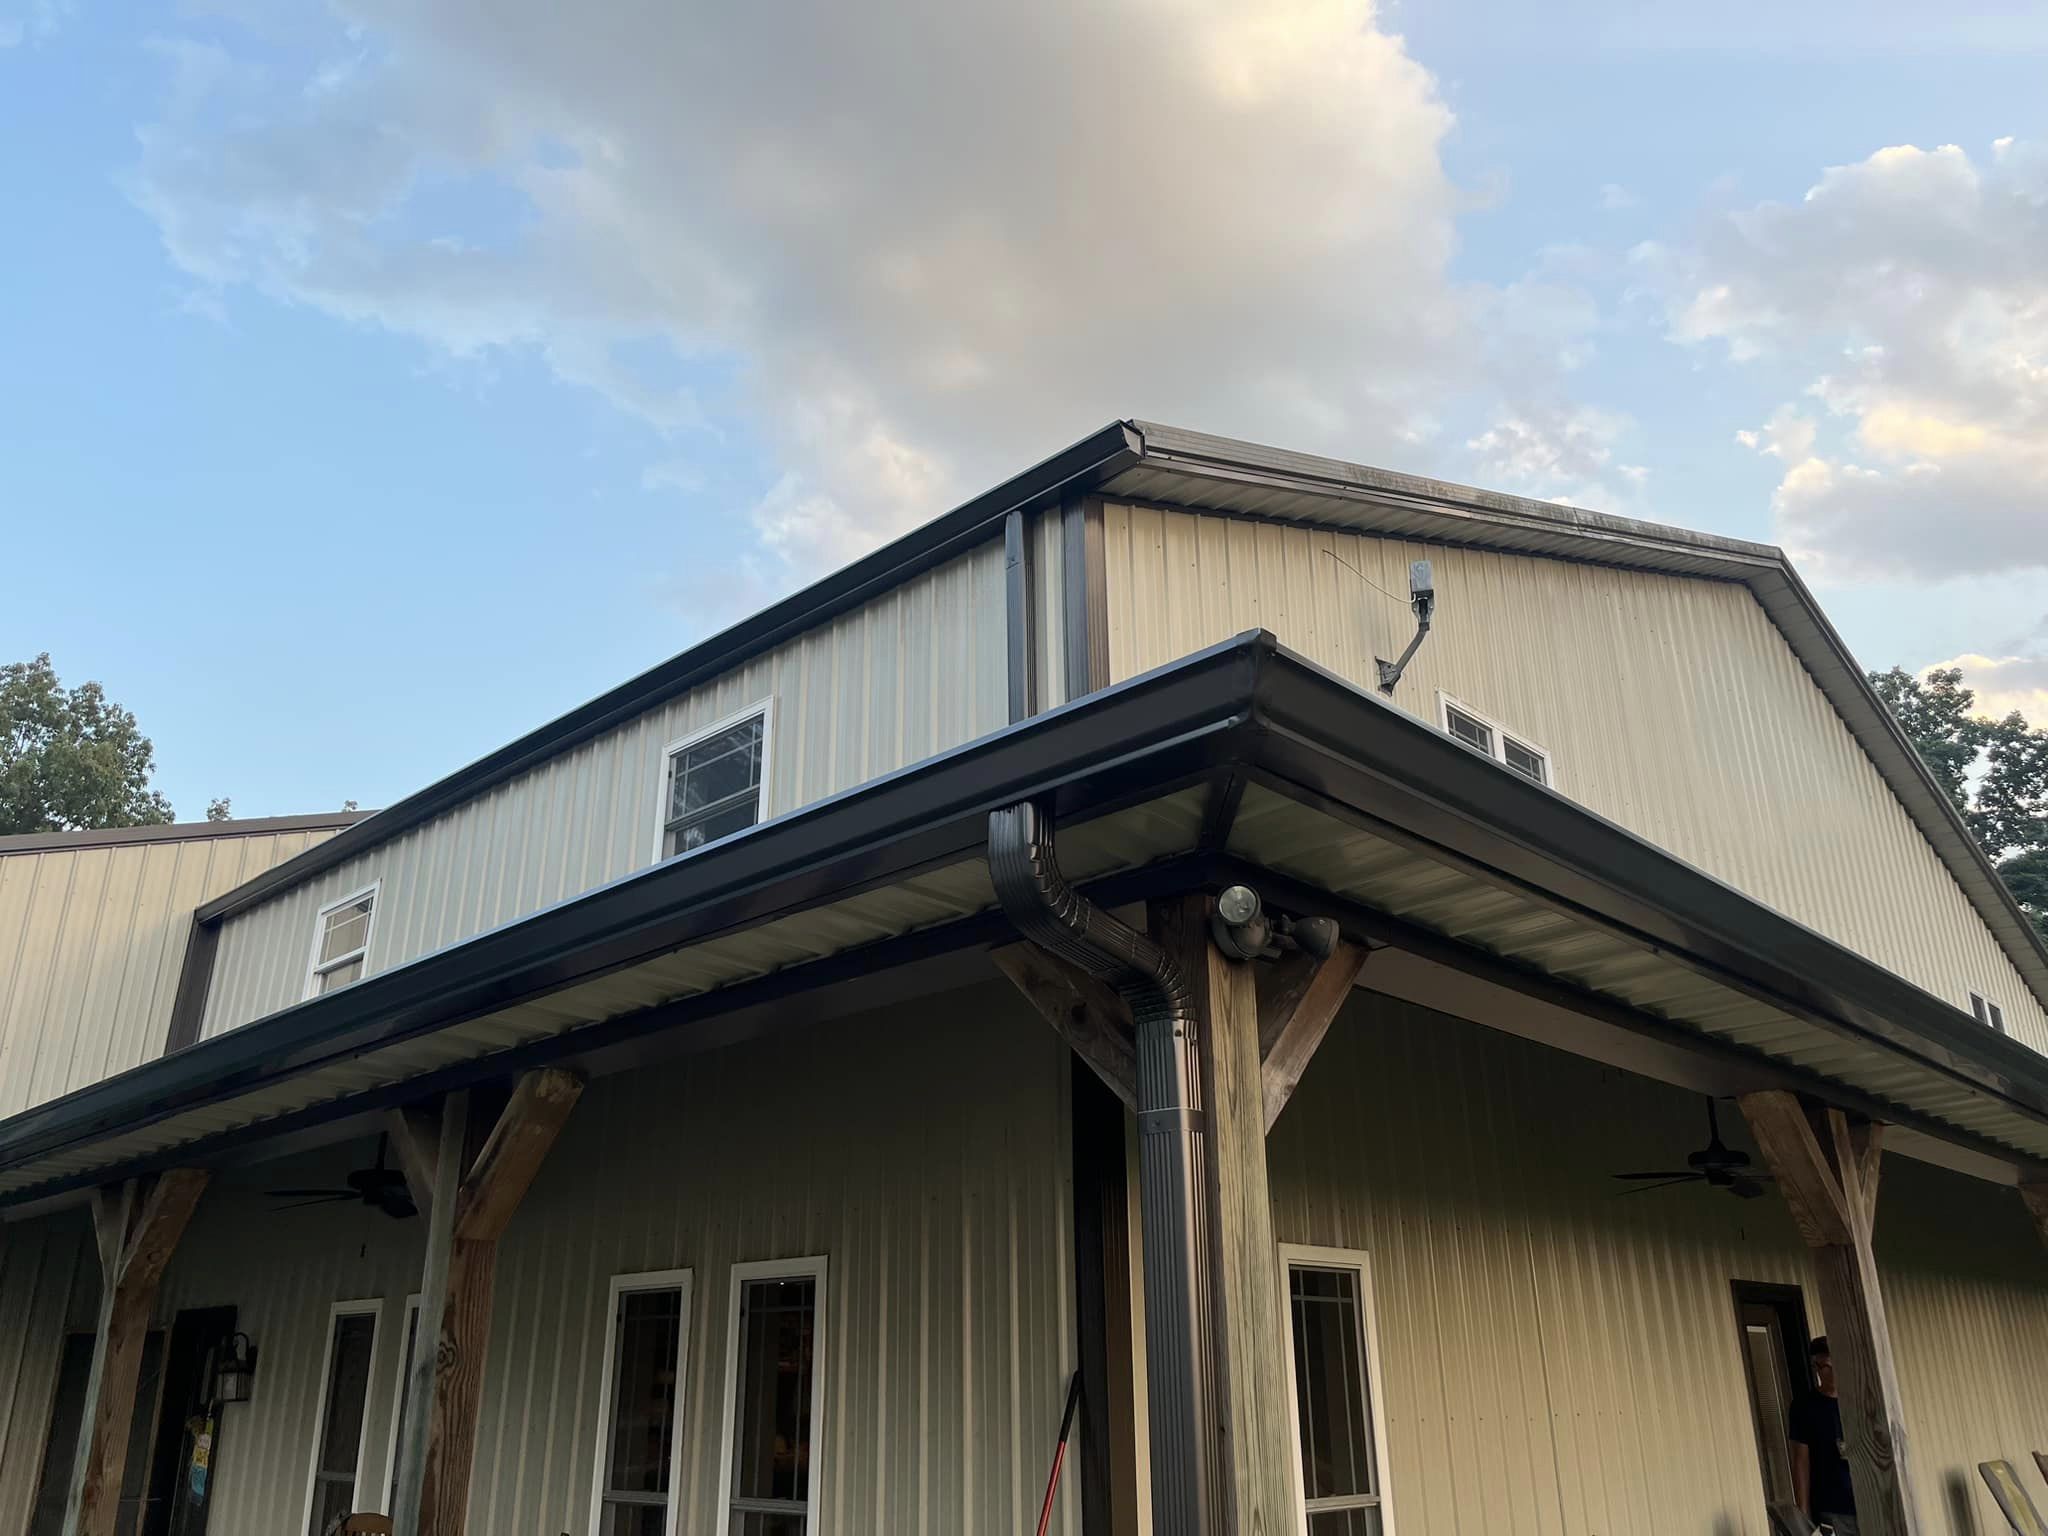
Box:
1871 665 2048 940
206 797 233 822
1 655 175 835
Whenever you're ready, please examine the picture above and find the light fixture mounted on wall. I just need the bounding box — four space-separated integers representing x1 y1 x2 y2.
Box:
213 1332 258 1405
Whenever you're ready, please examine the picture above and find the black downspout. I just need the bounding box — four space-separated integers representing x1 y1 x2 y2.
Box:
990 800 1217 1536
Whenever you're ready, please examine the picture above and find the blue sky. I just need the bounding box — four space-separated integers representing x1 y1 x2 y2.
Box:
3 0 2044 819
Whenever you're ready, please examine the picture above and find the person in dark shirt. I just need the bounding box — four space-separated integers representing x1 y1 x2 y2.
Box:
1788 1335 1857 1534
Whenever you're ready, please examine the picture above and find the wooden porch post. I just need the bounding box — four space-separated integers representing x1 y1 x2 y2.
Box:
62 1169 208 1536
392 1068 582 1536
1740 1090 1920 1536
1151 894 1297 1535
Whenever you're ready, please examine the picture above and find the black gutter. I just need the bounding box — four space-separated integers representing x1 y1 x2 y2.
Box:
195 421 1144 924
0 636 1262 1179
0 812 367 855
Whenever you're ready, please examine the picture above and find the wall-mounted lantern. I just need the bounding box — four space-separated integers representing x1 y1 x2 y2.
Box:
213 1332 258 1404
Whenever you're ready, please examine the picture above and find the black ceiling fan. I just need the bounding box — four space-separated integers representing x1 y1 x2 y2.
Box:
266 1134 416 1219
1612 1098 1771 1200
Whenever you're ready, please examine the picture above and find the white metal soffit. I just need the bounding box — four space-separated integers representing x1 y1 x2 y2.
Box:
0 788 1211 1199
1228 783 2048 1162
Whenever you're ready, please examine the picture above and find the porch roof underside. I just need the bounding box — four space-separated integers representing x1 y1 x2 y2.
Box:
5 632 2048 1210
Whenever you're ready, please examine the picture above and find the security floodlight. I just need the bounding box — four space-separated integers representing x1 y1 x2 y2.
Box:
1375 559 1436 695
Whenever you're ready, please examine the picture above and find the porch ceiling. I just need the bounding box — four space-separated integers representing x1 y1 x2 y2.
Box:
5 631 2048 1209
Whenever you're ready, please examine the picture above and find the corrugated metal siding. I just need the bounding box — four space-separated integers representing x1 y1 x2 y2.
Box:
0 1210 94 1532
1271 991 2048 1536
1102 502 2048 1047
203 545 1011 1036
0 828 342 1114
144 987 1082 1536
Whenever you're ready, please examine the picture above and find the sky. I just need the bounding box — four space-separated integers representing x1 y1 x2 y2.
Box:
2 0 2045 819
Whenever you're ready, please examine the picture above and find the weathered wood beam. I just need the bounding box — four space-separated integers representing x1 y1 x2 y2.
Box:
1739 1092 1919 1536
386 1105 443 1221
1258 940 1370 1133
452 1067 583 1243
1152 894 1296 1535
63 1169 208 1536
2015 1182 2048 1253
991 942 1137 1109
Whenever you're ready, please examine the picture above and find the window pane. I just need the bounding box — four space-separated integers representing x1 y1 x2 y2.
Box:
318 900 373 964
605 1289 684 1501
730 1277 816 1507
600 1502 673 1536
731 1511 807 1536
387 1308 420 1510
1291 1265 1376 1503
1991 1002 2007 1034
671 721 764 822
670 799 760 857
309 1312 376 1533
1308 1508 1383 1536
316 957 364 994
1445 707 1494 755
1502 738 1547 784
313 1476 357 1535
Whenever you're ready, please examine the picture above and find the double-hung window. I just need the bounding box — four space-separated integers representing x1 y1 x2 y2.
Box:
658 707 770 861
306 884 379 998
1970 991 2008 1035
716 1256 826 1536
589 1270 694 1536
1439 694 1552 788
1281 1245 1393 1536
303 1300 381 1536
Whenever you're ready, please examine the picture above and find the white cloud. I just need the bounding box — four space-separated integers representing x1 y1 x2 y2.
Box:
130 0 1518 584
639 460 703 496
1925 652 2048 723
1467 405 1646 508
1661 138 2048 583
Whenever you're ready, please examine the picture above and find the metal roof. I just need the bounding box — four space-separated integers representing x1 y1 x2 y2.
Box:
4 634 2047 1209
0 811 369 855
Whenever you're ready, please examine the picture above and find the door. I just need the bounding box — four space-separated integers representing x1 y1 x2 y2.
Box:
1731 1282 1812 1511
26 1330 168 1536
145 1306 238 1536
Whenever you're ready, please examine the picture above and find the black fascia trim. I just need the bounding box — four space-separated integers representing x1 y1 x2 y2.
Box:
0 633 1266 1179
1240 647 2048 1126
0 812 369 855
195 421 1144 925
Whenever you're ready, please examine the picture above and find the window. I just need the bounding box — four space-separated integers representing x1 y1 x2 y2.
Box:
1438 694 1551 788
1729 1281 1812 1512
304 1301 381 1536
1280 1246 1392 1536
1970 991 2008 1035
305 885 379 998
715 1257 826 1536
657 707 770 861
382 1295 421 1514
589 1270 694 1536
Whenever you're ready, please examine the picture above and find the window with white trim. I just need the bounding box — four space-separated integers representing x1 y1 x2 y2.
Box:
306 885 379 997
1970 991 2008 1035
589 1270 694 1536
1439 694 1551 788
382 1295 421 1514
659 709 768 861
716 1257 826 1536
304 1300 381 1536
1282 1246 1392 1536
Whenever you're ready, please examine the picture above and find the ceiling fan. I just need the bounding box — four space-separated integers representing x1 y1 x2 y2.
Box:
1612 1098 1771 1200
266 1134 416 1219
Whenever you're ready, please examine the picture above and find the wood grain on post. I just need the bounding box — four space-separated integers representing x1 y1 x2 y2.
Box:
1258 940 1369 1133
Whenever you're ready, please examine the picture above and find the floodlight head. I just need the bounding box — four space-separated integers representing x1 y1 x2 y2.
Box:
1409 559 1435 622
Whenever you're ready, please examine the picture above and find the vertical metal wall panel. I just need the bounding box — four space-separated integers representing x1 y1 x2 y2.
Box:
0 827 341 1115
1270 991 2048 1536
0 1210 94 1533
202 544 1011 1037
1029 507 1071 711
1100 502 2048 1048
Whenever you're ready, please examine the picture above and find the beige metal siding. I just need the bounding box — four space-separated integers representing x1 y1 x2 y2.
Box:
0 827 344 1114
150 987 1082 1536
202 545 1011 1036
0 1211 94 1532
1102 502 2048 1047
1271 990 2048 1536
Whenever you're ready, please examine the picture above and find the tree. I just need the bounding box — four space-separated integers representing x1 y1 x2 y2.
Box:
1 654 174 835
207 797 233 822
1871 665 2048 940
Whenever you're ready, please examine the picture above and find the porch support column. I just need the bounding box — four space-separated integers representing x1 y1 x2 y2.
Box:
395 1068 582 1536
1152 894 1298 1536
1740 1090 1920 1536
62 1169 209 1536
2016 1184 2048 1253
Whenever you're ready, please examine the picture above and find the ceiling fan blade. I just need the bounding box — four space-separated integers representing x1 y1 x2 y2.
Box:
1729 1178 1770 1200
272 1194 360 1211
266 1187 355 1199
1615 1175 1704 1196
1612 1171 1700 1181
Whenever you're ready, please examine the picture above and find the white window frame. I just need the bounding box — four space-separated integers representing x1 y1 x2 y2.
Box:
649 699 776 866
1970 991 2008 1035
380 1293 421 1514
586 1267 696 1536
302 1297 384 1536
1436 691 1555 789
1278 1243 1396 1536
713 1254 828 1536
302 881 382 1001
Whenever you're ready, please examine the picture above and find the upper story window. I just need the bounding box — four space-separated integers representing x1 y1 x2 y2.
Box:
1970 991 2008 1035
306 884 379 998
1439 693 1552 788
658 707 770 861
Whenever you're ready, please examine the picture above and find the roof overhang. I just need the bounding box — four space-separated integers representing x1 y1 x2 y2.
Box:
8 635 2048 1209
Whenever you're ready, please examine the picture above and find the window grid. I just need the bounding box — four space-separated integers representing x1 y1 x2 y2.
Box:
1439 694 1552 789
303 1301 381 1536
1971 991 2008 1035
716 1257 827 1536
1282 1246 1392 1536
658 708 770 863
305 885 379 999
588 1271 693 1536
